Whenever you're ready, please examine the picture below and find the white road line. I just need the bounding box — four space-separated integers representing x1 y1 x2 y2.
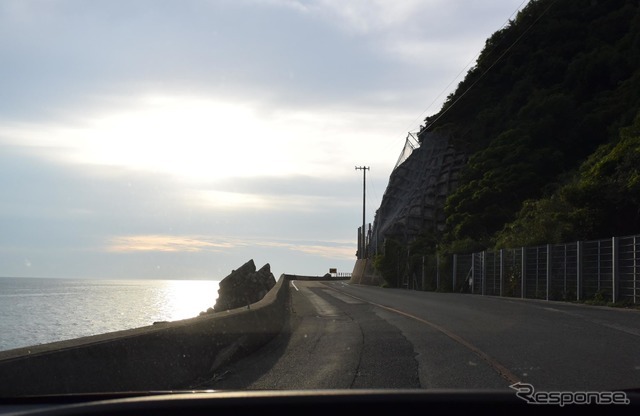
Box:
297 284 340 317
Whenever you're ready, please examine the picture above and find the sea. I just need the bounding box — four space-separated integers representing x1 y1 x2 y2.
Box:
0 277 220 353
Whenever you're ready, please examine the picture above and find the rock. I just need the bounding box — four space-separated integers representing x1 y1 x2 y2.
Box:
199 307 214 316
212 259 276 312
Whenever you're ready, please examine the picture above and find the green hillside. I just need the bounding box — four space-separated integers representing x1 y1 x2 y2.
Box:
419 0 640 255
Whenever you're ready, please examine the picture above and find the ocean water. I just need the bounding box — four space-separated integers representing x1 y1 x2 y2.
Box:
0 277 220 352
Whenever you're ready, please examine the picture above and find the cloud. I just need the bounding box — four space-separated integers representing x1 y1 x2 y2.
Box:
0 145 362 232
274 0 525 65
0 91 409 189
0 0 530 279
1 0 385 118
106 233 355 261
278 0 427 35
106 235 241 253
279 242 354 259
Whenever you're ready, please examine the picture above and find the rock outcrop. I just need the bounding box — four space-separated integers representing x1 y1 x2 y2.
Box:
208 259 276 313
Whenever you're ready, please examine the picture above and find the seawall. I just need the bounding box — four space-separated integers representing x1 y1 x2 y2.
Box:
0 274 290 396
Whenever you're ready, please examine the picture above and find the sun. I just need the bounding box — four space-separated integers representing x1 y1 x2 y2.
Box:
76 95 279 181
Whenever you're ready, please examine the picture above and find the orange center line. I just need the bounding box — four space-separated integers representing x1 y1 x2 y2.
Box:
326 284 521 385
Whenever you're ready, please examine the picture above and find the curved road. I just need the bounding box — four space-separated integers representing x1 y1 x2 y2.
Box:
197 279 640 392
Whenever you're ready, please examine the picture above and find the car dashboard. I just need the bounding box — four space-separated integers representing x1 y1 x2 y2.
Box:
1 389 639 416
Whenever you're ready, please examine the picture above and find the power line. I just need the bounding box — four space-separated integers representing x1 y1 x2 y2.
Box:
367 171 380 208
362 1 549 235
375 2 531 169
402 0 532 136
424 0 558 131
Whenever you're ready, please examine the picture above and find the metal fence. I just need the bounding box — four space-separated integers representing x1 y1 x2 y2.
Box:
448 234 639 304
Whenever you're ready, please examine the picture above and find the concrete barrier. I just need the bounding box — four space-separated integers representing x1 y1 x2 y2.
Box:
0 274 290 396
350 259 383 286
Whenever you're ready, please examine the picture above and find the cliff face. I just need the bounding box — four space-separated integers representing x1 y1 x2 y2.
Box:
370 132 466 254
367 0 640 268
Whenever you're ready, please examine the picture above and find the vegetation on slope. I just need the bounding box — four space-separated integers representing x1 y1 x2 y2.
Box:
430 0 640 251
495 111 640 248
374 0 640 287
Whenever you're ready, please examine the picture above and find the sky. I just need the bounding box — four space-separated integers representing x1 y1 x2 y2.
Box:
0 0 529 280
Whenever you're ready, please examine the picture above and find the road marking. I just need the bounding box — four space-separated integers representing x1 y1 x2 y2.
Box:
321 289 362 304
290 281 299 292
544 306 640 337
297 284 340 317
331 288 521 385
588 319 640 337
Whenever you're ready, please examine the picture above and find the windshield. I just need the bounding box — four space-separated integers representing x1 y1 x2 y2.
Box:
1 0 639 410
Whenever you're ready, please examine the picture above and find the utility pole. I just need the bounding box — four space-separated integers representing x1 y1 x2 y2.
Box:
355 166 369 259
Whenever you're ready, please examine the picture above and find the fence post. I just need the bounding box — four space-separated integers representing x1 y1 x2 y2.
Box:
634 236 637 305
452 254 457 293
499 249 504 297
436 251 440 291
421 256 425 292
564 244 567 296
471 253 475 294
597 240 601 292
521 246 526 298
546 244 551 301
482 251 486 296
612 236 619 303
576 241 583 301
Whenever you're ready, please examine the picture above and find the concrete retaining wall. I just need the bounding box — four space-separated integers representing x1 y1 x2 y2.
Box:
350 259 383 286
0 274 290 396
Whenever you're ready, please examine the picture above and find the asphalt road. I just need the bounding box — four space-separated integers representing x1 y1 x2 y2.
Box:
199 280 640 393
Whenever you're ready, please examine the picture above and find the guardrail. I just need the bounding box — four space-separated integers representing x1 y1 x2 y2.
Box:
443 234 639 304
